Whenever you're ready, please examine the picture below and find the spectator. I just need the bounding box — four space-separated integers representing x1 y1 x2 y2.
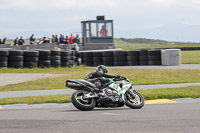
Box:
69 34 75 44
14 37 18 45
73 34 80 44
30 34 35 44
59 34 64 44
0 38 2 44
64 36 69 44
100 25 108 37
55 35 58 43
2 37 7 44
43 37 50 43
18 36 25 45
52 35 55 43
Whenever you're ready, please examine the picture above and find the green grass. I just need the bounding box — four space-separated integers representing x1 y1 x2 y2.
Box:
0 86 200 105
181 51 200 64
0 67 200 91
0 95 71 105
138 86 200 100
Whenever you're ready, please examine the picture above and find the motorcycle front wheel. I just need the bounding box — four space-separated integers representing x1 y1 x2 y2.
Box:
71 90 96 111
125 91 144 109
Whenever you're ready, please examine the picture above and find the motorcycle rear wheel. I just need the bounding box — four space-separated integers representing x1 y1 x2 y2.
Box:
125 91 144 109
71 90 96 111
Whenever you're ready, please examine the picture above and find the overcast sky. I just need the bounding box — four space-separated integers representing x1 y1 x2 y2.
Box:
1 0 200 42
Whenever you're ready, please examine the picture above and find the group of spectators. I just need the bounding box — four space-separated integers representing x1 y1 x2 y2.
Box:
0 37 7 44
31 34 80 45
0 33 81 46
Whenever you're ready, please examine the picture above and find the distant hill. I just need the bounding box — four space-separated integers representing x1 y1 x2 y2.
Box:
115 38 199 45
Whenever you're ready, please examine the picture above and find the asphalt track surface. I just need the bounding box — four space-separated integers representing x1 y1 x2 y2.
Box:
0 102 200 133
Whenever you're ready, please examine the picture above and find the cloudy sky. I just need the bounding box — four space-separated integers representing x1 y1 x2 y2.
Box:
1 0 200 42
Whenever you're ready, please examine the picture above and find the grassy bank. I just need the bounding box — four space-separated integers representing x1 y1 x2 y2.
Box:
1 67 200 91
0 86 200 105
181 51 200 64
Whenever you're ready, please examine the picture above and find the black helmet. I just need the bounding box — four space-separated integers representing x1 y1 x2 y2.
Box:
96 65 108 73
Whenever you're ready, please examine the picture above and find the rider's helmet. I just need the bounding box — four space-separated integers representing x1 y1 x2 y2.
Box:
96 65 108 73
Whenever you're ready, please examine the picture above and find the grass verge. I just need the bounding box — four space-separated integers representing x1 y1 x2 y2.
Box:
0 86 200 105
1 68 200 91
181 51 200 64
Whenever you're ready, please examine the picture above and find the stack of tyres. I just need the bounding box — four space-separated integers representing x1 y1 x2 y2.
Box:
8 50 24 68
93 52 104 67
50 50 61 67
113 51 127 66
69 50 75 67
80 52 84 64
102 51 114 66
61 51 70 67
0 50 9 68
24 51 39 68
127 50 139 66
83 52 94 66
139 50 149 65
148 49 161 65
74 51 81 66
38 50 50 68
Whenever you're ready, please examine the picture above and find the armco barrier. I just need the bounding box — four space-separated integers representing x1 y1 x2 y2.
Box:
0 49 80 68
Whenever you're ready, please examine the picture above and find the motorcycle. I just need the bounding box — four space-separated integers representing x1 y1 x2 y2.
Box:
66 76 144 111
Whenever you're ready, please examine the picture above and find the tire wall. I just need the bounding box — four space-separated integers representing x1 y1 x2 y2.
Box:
81 49 164 66
0 49 81 68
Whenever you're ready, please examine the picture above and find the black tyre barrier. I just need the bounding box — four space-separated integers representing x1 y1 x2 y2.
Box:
61 51 70 56
24 62 38 68
9 56 23 61
50 56 61 61
127 56 139 66
103 57 113 62
113 51 127 66
50 50 61 68
103 51 114 57
93 57 103 62
8 61 23 68
0 61 8 68
38 61 51 68
139 55 148 61
113 51 127 56
85 62 94 67
93 52 103 57
94 62 104 67
61 56 70 62
39 56 50 61
9 50 23 56
0 56 8 61
104 61 114 66
24 51 39 57
148 55 161 60
139 50 148 55
140 61 148 65
148 60 161 65
61 62 69 67
8 51 24 68
148 49 161 55
23 51 39 68
127 50 139 56
50 50 60 56
0 50 9 56
114 61 127 66
84 56 93 62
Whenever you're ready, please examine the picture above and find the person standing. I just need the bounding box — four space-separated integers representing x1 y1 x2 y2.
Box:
55 35 58 43
69 34 75 44
14 37 18 45
18 36 25 45
30 34 35 44
64 36 69 44
59 34 64 44
2 37 7 44
73 34 80 44
52 35 55 43
0 38 2 44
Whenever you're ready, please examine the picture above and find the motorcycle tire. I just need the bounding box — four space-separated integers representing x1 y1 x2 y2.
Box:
125 91 144 109
71 90 96 111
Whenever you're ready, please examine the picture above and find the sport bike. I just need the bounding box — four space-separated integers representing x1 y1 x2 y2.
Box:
66 76 144 111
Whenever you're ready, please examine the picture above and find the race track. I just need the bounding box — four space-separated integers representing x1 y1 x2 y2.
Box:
0 102 200 133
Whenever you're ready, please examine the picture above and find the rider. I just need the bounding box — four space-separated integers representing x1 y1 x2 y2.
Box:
84 65 121 92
